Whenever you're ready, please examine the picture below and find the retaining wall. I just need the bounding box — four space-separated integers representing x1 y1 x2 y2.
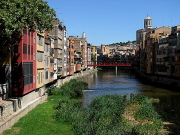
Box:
0 69 97 133
134 68 180 88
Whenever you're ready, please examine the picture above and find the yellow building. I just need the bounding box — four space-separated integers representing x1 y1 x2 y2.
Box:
36 33 45 88
101 44 110 55
145 27 171 74
91 46 97 58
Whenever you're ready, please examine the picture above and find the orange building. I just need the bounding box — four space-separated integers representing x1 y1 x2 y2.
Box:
67 38 74 75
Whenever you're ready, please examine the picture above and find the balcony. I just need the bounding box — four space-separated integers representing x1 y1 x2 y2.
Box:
74 54 82 58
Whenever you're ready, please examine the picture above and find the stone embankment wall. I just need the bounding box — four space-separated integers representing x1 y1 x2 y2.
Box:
134 68 180 88
0 69 97 133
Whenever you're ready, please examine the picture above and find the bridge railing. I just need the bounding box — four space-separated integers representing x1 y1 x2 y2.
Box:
87 61 132 66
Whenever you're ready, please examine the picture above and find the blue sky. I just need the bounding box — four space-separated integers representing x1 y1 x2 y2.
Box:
46 0 180 46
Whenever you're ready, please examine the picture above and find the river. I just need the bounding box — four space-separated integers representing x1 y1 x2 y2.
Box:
79 68 180 134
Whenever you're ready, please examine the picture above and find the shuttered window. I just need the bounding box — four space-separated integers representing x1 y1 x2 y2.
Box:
45 71 48 79
23 62 33 86
28 45 30 55
23 44 27 54
37 52 43 62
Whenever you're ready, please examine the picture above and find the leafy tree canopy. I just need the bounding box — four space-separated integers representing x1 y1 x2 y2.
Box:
0 0 56 46
91 54 96 61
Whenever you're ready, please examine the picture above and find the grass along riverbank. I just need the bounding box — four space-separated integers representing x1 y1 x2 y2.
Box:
3 79 168 135
3 95 74 135
3 79 88 135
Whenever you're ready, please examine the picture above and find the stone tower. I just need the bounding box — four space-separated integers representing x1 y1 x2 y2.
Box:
144 15 152 30
82 32 86 38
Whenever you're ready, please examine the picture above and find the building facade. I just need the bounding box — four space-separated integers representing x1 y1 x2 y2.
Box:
49 18 64 78
36 32 44 89
145 27 171 74
12 28 36 96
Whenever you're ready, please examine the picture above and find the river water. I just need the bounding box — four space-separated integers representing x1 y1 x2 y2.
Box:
79 68 180 134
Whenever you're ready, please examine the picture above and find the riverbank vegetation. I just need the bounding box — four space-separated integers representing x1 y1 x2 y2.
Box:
3 79 88 135
55 94 166 134
3 79 168 135
97 67 102 70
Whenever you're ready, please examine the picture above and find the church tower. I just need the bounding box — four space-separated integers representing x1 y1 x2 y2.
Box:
82 32 86 38
144 15 152 30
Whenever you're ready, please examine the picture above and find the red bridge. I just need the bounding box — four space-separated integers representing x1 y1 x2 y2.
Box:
87 61 132 67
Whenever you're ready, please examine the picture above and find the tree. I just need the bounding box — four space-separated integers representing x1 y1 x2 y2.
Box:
91 54 96 61
0 0 56 60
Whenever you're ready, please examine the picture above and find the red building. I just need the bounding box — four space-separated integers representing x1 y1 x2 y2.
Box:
12 28 36 96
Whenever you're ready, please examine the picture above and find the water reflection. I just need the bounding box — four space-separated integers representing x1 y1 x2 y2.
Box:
79 68 180 134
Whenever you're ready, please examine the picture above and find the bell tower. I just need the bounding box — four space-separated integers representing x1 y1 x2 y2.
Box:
144 15 152 30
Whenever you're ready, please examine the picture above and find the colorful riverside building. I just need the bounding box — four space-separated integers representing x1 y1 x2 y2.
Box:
49 18 65 78
155 35 170 76
44 32 52 84
36 32 45 89
67 36 83 72
49 34 56 82
62 26 68 76
67 38 75 75
80 32 88 70
12 28 36 96
145 26 171 74
0 19 91 99
36 31 55 87
136 15 180 81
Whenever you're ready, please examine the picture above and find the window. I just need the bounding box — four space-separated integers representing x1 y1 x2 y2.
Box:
45 56 49 66
50 72 54 78
58 67 62 72
23 62 33 86
23 44 27 54
50 48 54 56
50 58 54 63
41 72 42 83
45 71 48 79
37 52 43 62
38 72 40 84
38 36 43 46
57 59 61 65
28 45 30 55
45 44 48 52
